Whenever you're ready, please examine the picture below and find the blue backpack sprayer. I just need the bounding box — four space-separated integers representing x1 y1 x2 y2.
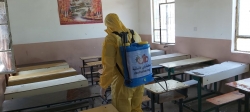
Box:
113 29 154 88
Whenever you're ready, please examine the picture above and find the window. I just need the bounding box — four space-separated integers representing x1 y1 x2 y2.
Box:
152 0 175 44
0 1 16 74
235 0 250 52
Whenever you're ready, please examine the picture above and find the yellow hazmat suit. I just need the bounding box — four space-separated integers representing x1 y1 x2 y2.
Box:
99 13 144 112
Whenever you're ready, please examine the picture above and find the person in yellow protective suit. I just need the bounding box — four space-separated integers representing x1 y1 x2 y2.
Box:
99 13 144 112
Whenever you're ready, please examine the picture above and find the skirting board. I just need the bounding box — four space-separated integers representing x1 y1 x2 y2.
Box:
5 74 88 100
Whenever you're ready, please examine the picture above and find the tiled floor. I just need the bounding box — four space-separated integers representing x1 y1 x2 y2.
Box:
3 85 242 112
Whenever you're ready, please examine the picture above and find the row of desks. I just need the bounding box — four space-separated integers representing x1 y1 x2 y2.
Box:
4 60 89 111
96 53 216 112
82 52 249 112
84 52 248 112
9 50 247 111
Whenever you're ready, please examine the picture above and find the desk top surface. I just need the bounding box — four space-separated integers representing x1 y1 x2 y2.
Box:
226 78 250 93
144 80 189 94
159 57 214 68
5 74 87 94
151 50 164 53
86 61 102 66
16 61 68 72
185 61 247 77
81 104 118 112
151 53 189 60
80 56 101 60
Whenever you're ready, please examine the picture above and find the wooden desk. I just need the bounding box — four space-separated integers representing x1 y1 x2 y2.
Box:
159 57 214 80
185 61 249 86
226 78 250 112
86 61 102 85
8 68 78 86
81 104 118 112
144 80 189 112
16 64 69 76
184 61 249 112
151 53 190 66
5 74 88 100
86 61 102 67
80 56 101 78
160 57 213 68
16 60 68 72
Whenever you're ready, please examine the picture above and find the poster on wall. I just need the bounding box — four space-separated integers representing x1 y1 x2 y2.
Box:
57 0 103 25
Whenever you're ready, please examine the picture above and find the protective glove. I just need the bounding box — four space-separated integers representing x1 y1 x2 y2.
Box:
100 88 107 98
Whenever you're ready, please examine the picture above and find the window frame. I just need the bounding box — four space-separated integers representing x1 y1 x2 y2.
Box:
152 0 175 44
0 0 16 75
234 0 250 52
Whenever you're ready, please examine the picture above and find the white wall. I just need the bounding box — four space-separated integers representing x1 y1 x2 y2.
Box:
8 0 139 44
138 0 152 35
175 0 234 40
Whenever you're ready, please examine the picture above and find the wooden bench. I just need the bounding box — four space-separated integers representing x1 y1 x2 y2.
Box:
206 91 244 112
80 104 118 112
80 56 101 76
182 80 198 86
86 61 102 85
8 68 78 86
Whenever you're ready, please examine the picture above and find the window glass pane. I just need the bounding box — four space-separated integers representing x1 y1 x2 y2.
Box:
154 30 160 42
238 0 250 36
236 38 250 51
0 51 14 73
0 25 10 51
159 3 175 43
153 0 166 29
160 29 167 43
0 2 6 14
160 5 166 29
0 14 7 24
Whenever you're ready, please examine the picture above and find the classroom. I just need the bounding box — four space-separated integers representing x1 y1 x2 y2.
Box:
0 0 250 112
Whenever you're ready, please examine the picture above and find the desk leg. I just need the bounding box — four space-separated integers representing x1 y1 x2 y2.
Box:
179 99 183 112
235 75 238 81
197 77 202 112
91 66 93 85
82 60 86 76
166 68 173 80
151 92 155 112
243 91 249 112
214 82 217 92
160 103 163 112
